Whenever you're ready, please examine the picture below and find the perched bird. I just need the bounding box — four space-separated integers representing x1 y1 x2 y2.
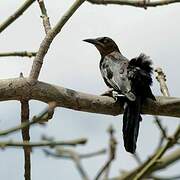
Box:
84 37 155 153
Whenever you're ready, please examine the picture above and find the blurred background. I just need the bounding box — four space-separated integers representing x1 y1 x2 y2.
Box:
0 1 180 179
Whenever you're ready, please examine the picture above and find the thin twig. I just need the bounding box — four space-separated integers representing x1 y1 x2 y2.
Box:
150 174 180 180
87 0 180 8
44 147 108 180
0 138 87 148
0 102 56 136
95 125 117 180
114 147 180 179
0 0 36 33
155 67 170 97
43 148 106 159
154 117 168 140
133 152 142 165
79 149 107 158
29 0 85 81
37 0 51 33
133 125 180 180
0 51 36 58
43 144 106 180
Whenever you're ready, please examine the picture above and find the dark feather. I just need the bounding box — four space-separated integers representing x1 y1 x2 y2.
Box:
129 53 153 74
123 97 142 153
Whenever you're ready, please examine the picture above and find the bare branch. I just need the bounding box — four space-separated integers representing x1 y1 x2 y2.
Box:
0 102 56 136
87 0 180 8
0 51 36 58
154 68 170 148
155 67 170 97
133 152 142 165
37 0 51 33
44 148 106 159
95 125 117 180
132 125 180 180
79 149 107 158
0 138 87 148
21 100 31 180
43 147 106 180
0 78 180 118
29 0 85 81
154 117 168 140
48 148 89 180
152 148 180 172
150 175 180 180
0 0 36 33
115 126 180 180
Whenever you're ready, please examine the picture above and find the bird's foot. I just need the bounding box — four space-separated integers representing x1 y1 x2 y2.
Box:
101 88 114 97
101 89 125 102
112 91 125 101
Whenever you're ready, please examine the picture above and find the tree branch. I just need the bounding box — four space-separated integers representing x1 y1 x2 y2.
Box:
21 100 31 180
0 51 36 58
0 0 36 33
87 0 180 8
152 148 180 172
0 78 180 118
37 0 51 33
29 0 85 81
95 125 117 180
0 138 87 148
117 125 180 180
0 102 56 136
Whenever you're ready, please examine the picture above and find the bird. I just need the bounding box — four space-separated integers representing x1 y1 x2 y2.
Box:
83 37 155 153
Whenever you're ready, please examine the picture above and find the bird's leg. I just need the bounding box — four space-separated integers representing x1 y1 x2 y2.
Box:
112 91 125 101
101 89 125 102
101 88 114 97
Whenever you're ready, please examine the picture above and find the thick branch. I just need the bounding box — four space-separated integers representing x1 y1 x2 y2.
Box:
87 0 180 8
0 0 36 33
0 78 180 118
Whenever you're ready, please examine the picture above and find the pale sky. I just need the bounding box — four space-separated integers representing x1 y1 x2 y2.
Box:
0 1 180 179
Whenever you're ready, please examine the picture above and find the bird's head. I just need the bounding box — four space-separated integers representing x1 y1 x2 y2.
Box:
83 37 120 57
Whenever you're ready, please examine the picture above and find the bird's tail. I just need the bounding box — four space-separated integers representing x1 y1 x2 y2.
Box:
122 96 142 154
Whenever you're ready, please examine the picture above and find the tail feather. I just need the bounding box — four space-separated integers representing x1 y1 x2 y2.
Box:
123 97 142 153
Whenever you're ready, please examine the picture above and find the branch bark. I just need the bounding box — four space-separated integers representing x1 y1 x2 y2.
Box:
21 100 31 180
0 0 36 33
37 0 51 33
29 0 85 81
0 51 36 58
0 78 180 118
87 0 180 8
0 138 87 148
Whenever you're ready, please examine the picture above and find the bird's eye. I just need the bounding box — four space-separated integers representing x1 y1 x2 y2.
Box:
103 38 108 43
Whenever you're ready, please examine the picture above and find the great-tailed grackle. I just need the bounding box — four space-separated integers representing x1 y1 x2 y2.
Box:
84 37 155 154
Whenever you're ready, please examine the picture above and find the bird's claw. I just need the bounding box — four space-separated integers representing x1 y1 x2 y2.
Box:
112 91 125 101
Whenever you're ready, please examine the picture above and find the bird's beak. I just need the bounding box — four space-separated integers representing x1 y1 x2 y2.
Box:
83 38 100 46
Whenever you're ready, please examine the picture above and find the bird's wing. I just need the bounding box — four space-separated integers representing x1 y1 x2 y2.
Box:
100 56 136 101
